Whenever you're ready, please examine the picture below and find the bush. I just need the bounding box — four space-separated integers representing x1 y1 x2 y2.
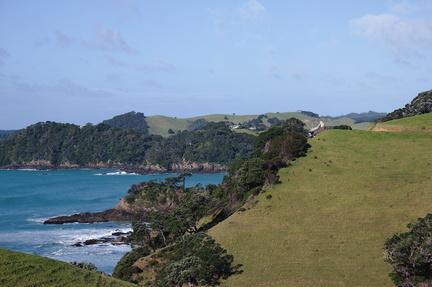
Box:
384 214 432 286
153 233 242 286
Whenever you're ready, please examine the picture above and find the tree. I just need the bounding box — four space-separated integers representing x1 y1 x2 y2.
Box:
384 214 432 286
153 232 242 286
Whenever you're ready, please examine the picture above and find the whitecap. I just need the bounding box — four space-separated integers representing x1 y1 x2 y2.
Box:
95 171 138 176
26 217 50 224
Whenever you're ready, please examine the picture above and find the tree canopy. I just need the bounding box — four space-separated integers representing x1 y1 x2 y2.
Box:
153 232 242 287
102 111 150 133
384 214 432 286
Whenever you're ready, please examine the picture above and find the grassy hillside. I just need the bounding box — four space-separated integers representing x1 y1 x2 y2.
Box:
0 249 135 287
147 112 369 137
208 127 432 286
370 112 432 132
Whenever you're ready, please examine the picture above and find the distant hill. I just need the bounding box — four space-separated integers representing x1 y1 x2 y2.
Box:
208 114 432 286
102 111 149 133
328 111 386 123
0 248 135 287
143 111 375 137
0 130 16 140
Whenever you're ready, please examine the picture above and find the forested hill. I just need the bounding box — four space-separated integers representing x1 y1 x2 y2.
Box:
378 89 432 122
102 111 149 133
0 121 255 172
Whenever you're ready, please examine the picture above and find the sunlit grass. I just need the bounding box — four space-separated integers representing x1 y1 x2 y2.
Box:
209 129 432 286
371 113 432 132
0 249 135 287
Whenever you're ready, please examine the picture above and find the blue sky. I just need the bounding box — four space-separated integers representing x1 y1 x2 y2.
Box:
1 0 431 129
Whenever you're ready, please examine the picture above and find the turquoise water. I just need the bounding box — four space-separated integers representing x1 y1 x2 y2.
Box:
0 169 224 274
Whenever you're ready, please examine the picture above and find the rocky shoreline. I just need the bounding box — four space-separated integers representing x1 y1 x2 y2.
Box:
1 162 228 175
43 209 137 224
73 230 131 247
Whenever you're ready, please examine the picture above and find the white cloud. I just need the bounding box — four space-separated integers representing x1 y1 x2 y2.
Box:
239 0 267 21
350 2 432 54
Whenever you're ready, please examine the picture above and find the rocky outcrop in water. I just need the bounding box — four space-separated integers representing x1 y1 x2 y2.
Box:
43 208 137 224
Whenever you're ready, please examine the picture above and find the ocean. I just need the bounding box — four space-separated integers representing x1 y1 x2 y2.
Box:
0 169 224 274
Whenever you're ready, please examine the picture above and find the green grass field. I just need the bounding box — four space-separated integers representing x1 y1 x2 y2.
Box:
0 249 135 287
146 112 369 136
209 126 432 286
370 113 432 132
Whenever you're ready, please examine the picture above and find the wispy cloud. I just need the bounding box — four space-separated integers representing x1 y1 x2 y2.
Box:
141 78 161 88
322 75 346 86
91 24 136 53
54 30 74 46
15 79 115 99
0 47 9 65
111 0 142 19
208 8 230 40
0 47 9 57
103 54 128 67
262 61 309 80
350 2 432 55
365 71 399 84
239 0 267 21
33 37 50 47
138 58 176 73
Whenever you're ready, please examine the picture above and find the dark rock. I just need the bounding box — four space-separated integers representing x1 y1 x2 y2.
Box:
83 239 107 245
43 209 136 224
112 231 131 236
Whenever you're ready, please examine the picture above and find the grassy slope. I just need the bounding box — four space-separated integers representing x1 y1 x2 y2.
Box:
0 249 136 287
147 112 368 137
370 113 432 132
209 128 432 286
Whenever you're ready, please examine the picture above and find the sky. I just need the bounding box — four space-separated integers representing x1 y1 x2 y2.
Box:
1 0 431 129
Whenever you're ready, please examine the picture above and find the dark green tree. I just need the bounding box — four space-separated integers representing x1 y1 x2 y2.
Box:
153 232 242 287
384 214 432 286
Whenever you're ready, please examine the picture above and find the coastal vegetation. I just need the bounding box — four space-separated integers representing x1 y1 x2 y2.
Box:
111 118 311 285
112 174 239 285
0 121 255 172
